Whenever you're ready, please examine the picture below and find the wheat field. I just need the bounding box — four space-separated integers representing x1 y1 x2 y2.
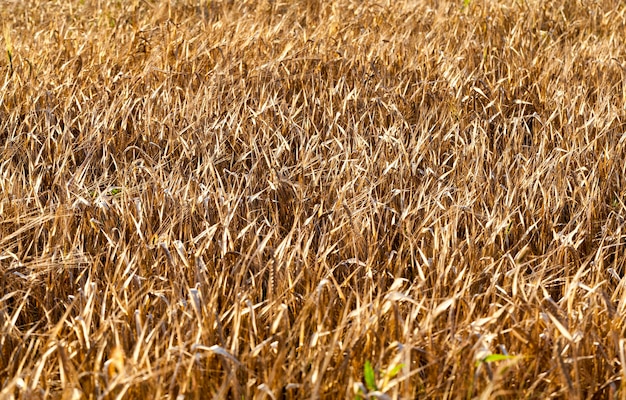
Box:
2 0 626 398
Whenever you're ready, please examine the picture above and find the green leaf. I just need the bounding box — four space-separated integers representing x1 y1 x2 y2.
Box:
109 188 122 196
475 353 519 367
387 363 405 380
364 360 377 392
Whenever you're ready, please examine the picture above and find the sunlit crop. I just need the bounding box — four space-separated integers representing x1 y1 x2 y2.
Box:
1 0 626 398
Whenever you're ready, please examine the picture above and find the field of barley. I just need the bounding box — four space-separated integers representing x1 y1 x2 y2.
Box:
2 0 626 398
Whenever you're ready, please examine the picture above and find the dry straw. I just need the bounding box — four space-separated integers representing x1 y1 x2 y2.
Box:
1 0 626 398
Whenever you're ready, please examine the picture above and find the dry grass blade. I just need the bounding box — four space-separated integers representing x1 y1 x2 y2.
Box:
2 0 626 398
